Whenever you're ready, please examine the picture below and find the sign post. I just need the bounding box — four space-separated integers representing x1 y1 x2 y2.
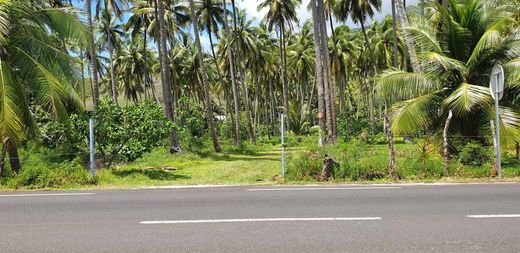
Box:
490 65 504 178
281 112 285 178
89 118 95 177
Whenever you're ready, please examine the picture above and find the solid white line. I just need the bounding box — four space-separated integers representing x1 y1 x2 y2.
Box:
247 187 401 191
140 217 382 224
467 214 520 219
0 193 95 197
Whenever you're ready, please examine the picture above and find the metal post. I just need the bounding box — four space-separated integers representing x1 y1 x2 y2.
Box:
89 118 95 177
281 112 285 178
495 74 502 178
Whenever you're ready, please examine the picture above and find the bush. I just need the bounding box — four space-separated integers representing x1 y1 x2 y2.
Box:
458 141 491 166
7 154 93 189
177 97 208 151
36 99 174 166
286 150 323 180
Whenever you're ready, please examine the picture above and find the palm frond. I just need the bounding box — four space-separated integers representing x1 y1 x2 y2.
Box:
377 70 440 103
389 93 442 134
444 83 493 116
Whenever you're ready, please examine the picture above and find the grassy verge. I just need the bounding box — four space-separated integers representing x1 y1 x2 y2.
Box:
1 136 520 191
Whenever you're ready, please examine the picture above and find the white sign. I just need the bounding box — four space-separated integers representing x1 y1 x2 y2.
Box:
490 65 504 101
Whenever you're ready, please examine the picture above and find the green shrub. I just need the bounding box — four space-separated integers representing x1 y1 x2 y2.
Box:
286 150 323 180
8 155 93 189
458 141 491 166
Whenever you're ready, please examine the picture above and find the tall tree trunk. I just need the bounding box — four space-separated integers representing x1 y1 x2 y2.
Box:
109 46 119 106
395 0 421 73
391 0 400 68
223 0 241 146
240 67 256 144
80 49 87 107
443 110 453 176
208 29 222 79
189 0 222 152
310 0 326 147
317 0 336 143
329 13 345 112
86 0 99 105
384 103 398 180
156 0 181 153
0 137 9 175
421 0 425 18
278 20 290 132
6 140 21 174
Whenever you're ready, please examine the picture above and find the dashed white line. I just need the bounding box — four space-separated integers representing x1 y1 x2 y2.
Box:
0 193 95 197
247 187 401 191
140 217 382 224
467 214 520 219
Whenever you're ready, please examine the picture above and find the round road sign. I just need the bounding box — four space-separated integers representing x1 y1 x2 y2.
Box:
489 65 504 101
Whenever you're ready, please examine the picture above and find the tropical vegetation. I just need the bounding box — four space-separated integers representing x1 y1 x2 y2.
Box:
1 0 520 188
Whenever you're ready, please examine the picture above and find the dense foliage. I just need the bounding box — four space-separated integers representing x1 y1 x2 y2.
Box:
1 0 520 188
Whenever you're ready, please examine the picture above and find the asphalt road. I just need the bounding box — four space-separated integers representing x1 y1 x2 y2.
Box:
1 183 520 253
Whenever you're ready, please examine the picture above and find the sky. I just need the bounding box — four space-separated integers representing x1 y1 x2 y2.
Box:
238 0 420 28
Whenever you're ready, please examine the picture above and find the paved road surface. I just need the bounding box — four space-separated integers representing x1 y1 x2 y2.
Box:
1 183 520 252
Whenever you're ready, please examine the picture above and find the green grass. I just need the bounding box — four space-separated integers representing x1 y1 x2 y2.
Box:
2 135 520 191
94 142 287 188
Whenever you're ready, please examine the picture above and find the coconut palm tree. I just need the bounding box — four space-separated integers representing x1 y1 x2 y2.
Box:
196 0 225 74
378 0 520 150
97 10 124 105
156 0 181 153
188 0 222 152
258 0 302 131
334 0 381 57
0 0 86 172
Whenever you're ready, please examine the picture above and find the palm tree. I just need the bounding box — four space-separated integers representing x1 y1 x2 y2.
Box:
188 0 222 152
196 0 224 75
335 0 381 57
0 0 86 172
156 0 181 153
394 0 420 72
379 0 520 154
258 0 301 131
221 0 241 146
97 10 124 105
85 0 100 105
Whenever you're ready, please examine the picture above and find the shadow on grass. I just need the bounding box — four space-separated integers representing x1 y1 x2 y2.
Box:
113 169 191 181
200 152 280 162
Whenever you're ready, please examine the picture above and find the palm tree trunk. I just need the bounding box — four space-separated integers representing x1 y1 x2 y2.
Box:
391 0 400 68
0 137 9 175
317 0 336 143
278 21 290 132
239 68 255 144
443 110 453 176
189 0 222 152
395 0 421 73
384 103 398 180
208 29 222 78
223 0 241 146
311 0 326 146
6 139 21 174
109 46 119 106
86 0 99 105
80 49 87 107
156 0 181 153
421 0 425 17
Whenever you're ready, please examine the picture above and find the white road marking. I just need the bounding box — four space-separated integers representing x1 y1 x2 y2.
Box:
0 193 95 198
247 186 401 191
467 214 520 219
140 217 382 224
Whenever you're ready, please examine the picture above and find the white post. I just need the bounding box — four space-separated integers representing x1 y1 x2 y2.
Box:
495 74 502 178
281 112 285 178
89 118 95 177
